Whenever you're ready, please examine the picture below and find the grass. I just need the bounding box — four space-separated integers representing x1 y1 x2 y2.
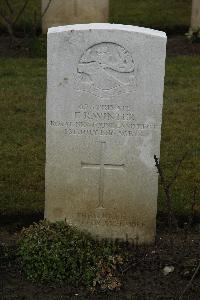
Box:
0 56 199 217
0 58 46 215
0 0 192 34
160 56 199 214
110 0 191 33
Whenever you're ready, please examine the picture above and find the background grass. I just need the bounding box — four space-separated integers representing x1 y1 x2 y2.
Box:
160 56 199 214
110 0 191 33
0 0 192 34
0 56 199 217
0 58 46 215
0 0 199 222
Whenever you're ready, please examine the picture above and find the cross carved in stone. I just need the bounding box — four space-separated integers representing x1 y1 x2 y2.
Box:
81 141 125 209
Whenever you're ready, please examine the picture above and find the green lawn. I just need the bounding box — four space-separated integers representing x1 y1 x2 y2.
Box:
0 56 199 217
161 56 199 214
110 0 191 32
0 58 46 215
0 0 192 34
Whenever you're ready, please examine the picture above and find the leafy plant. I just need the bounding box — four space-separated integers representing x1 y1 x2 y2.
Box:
18 220 126 290
0 0 30 39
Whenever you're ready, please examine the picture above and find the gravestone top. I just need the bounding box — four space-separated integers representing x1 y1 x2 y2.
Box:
48 23 167 38
45 23 167 244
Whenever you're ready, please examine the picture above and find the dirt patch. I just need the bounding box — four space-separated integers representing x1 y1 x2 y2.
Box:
0 228 200 299
167 35 200 56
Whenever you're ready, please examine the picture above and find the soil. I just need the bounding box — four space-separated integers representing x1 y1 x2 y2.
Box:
0 35 200 57
0 227 200 300
166 35 200 56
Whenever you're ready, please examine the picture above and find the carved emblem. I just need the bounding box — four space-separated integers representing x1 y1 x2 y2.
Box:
74 42 136 98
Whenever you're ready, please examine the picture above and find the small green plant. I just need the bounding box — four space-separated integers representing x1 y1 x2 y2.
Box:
186 28 200 43
18 220 126 291
27 37 47 57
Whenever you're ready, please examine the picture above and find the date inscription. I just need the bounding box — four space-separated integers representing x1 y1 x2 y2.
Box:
49 103 161 137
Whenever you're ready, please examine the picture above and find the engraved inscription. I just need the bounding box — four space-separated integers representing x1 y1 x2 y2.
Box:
81 141 125 209
76 212 145 227
74 43 136 98
49 102 161 137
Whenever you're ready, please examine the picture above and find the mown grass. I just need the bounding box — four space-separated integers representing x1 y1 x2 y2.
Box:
110 0 191 33
0 58 46 215
0 0 191 34
0 56 199 217
160 56 199 214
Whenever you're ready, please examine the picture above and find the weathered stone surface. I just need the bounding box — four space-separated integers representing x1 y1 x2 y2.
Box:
45 24 167 243
191 0 200 29
41 0 109 34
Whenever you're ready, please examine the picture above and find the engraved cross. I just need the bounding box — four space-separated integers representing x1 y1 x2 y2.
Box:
81 141 125 209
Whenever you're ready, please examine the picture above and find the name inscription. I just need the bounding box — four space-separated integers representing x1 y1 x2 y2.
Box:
49 103 161 137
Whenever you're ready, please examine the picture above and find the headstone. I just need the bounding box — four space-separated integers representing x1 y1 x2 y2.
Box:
45 24 167 244
41 0 109 34
191 0 200 30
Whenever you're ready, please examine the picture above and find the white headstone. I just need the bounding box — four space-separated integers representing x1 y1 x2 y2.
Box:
45 24 167 244
42 0 109 34
191 0 200 30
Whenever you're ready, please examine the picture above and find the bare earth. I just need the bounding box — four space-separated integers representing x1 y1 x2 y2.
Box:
0 228 200 299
